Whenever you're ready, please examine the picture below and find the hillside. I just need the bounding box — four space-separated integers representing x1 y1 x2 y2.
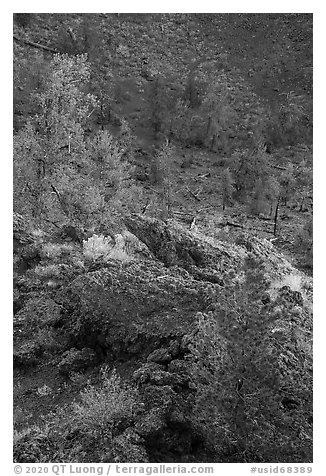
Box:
13 13 313 464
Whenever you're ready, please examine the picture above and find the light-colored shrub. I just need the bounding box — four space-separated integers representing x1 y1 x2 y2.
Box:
83 234 131 263
40 242 75 259
40 243 62 259
83 234 113 260
34 263 61 278
270 272 303 300
69 367 138 438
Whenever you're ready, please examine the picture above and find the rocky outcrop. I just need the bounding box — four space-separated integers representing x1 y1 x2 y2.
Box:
124 214 242 285
59 224 86 244
58 347 97 375
130 358 206 462
278 285 304 307
58 260 215 359
125 214 311 293
56 215 312 362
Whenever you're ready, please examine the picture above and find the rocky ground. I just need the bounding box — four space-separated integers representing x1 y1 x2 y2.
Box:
13 210 312 462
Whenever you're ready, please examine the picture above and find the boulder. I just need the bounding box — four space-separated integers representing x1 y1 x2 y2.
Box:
15 297 62 329
124 214 239 283
60 224 85 243
13 341 43 368
279 286 304 307
58 347 97 375
58 260 214 358
133 361 191 390
109 428 148 463
147 348 172 364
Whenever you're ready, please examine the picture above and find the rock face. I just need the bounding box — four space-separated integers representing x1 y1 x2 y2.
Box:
124 214 242 285
58 347 97 375
278 285 304 307
124 214 300 284
59 224 85 243
130 360 204 463
59 260 214 359
57 214 310 362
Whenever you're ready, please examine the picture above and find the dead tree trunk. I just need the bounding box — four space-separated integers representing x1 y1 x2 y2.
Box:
13 35 57 53
274 195 281 237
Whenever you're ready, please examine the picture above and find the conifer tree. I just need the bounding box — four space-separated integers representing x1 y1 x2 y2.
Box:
201 80 234 153
191 256 312 462
13 54 140 227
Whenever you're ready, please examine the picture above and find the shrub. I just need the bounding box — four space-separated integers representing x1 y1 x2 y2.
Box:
40 242 75 259
83 234 131 263
34 263 61 278
14 368 140 462
15 297 62 329
68 367 138 440
13 425 53 463
82 234 113 260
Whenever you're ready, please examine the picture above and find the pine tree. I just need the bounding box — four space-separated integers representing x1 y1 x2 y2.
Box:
190 256 312 462
201 80 234 153
13 54 141 228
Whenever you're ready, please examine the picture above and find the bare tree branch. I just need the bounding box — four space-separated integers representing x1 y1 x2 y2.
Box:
13 34 58 53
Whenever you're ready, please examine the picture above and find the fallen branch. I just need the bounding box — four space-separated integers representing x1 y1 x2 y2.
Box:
198 172 211 178
13 34 58 53
43 218 61 229
172 211 193 218
51 184 63 203
196 206 214 214
268 163 287 171
141 197 151 215
220 221 244 229
50 184 69 216
67 27 77 43
87 108 96 119
189 217 197 230
185 185 201 202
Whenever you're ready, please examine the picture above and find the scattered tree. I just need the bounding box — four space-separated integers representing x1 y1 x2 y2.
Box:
13 53 141 229
201 80 235 154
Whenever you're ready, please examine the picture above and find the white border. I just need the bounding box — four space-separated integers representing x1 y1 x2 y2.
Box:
3 3 323 474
